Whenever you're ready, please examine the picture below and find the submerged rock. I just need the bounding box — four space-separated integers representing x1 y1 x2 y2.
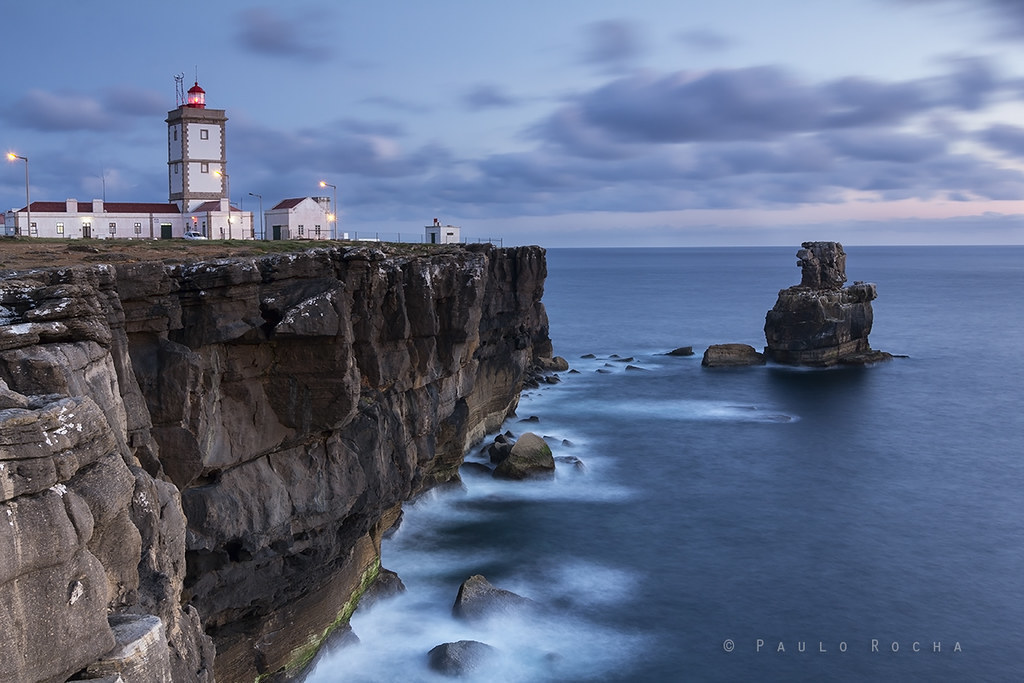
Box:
665 346 694 356
452 574 534 621
358 567 406 610
702 343 766 367
535 356 569 372
764 242 891 366
462 461 493 476
428 640 498 677
555 455 587 472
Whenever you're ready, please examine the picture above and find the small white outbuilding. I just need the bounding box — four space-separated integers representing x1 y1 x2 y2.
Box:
425 219 461 244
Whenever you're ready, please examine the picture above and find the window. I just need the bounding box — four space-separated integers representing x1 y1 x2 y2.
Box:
134 222 142 235
109 222 116 235
201 163 209 173
173 128 178 141
29 223 38 236
174 164 179 174
315 225 322 238
200 129 209 140
56 222 65 235
298 224 304 236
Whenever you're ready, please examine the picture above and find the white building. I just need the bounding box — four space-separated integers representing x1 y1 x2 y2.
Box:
425 220 461 244
3 79 253 240
5 200 184 239
265 197 332 240
189 199 254 240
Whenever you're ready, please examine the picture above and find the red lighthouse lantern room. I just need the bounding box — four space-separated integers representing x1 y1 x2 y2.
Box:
186 81 206 108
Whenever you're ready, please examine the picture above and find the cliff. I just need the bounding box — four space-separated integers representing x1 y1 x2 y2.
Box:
0 243 553 682
763 241 889 366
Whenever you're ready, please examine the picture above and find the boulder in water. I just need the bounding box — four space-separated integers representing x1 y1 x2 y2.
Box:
493 432 554 480
452 574 533 621
701 344 766 367
427 640 498 677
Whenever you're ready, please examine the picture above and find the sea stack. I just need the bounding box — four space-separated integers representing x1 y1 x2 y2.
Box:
764 241 890 366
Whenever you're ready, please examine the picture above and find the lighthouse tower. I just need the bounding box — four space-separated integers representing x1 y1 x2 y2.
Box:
167 80 228 212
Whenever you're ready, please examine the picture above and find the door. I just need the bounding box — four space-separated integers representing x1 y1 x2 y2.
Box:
82 223 92 239
273 225 282 240
160 224 173 240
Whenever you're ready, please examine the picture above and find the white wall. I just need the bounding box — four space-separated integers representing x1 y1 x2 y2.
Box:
186 122 222 160
4 205 186 240
168 124 183 162
187 162 222 194
264 198 331 240
426 225 461 244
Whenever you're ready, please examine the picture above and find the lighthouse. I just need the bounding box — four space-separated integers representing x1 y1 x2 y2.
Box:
166 80 228 212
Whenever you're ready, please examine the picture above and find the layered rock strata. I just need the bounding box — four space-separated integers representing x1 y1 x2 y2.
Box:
764 242 889 366
0 243 552 682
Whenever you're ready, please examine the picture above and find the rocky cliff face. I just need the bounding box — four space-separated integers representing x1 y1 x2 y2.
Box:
0 243 552 682
764 241 889 366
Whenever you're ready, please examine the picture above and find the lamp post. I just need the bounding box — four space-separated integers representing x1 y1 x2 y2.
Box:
214 170 231 237
213 169 231 201
248 192 263 240
7 153 30 236
319 180 337 240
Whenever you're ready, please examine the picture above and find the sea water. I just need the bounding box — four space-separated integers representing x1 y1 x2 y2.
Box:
306 246 1024 682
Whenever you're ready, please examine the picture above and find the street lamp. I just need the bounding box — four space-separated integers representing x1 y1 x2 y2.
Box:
214 169 232 237
319 180 337 240
248 192 264 240
213 169 230 201
7 153 30 236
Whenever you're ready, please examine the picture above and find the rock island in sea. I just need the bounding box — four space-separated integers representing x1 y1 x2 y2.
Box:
764 241 891 366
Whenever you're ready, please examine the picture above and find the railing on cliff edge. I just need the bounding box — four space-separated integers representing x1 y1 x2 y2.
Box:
337 232 502 247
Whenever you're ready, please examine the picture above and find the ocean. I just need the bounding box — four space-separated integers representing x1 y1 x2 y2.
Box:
306 246 1024 682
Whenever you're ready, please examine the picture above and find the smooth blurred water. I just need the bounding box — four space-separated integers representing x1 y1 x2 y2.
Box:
308 246 1024 682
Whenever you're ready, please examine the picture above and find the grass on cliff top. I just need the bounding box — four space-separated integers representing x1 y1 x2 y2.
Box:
0 236 470 270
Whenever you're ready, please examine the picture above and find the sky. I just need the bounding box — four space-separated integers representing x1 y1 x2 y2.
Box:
4 0 1024 247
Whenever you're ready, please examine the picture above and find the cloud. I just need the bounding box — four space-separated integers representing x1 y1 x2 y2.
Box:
462 84 517 111
3 90 118 131
539 59 1005 155
360 95 432 113
582 20 644 69
545 67 825 148
890 0 1024 40
675 28 734 52
822 129 947 163
1 85 174 133
978 123 1024 157
933 55 998 110
231 119 449 179
102 86 169 117
235 7 332 62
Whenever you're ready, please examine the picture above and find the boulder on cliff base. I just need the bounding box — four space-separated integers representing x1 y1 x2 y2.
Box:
493 432 554 479
428 640 499 676
702 344 766 367
453 574 534 621
764 241 891 366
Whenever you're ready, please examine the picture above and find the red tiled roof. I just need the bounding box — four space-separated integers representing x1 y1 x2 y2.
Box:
20 201 180 214
270 198 307 210
191 201 241 212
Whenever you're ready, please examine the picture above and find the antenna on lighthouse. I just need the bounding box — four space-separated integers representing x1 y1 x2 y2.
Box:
174 73 185 107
